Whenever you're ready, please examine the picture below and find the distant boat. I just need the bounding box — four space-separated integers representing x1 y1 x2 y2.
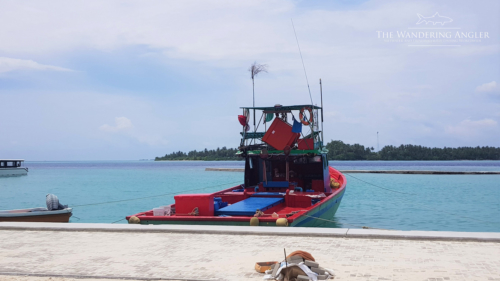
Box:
0 207 72 222
0 159 28 177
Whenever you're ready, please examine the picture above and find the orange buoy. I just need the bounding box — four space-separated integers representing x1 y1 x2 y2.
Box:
299 107 313 126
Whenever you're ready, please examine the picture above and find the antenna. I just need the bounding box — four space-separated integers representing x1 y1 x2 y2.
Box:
377 132 379 151
320 79 324 145
291 19 313 105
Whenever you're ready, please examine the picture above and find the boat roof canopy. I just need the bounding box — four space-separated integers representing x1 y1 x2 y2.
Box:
240 104 322 111
0 159 24 162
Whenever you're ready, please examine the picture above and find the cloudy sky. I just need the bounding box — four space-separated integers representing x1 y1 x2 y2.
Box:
0 0 499 160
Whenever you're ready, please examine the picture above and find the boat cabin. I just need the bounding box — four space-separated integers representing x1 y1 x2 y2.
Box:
0 159 28 177
238 104 331 193
244 154 330 193
0 159 24 168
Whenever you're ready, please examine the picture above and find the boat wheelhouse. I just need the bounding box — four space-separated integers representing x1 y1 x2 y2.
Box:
127 104 346 227
0 159 28 177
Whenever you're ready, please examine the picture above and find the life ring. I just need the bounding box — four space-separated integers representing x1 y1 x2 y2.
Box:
299 107 313 126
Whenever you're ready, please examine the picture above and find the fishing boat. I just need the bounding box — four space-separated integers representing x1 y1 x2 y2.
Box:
0 159 28 177
0 208 72 222
127 104 346 227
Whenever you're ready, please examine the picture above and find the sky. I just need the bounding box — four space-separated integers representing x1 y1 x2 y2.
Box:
0 0 499 160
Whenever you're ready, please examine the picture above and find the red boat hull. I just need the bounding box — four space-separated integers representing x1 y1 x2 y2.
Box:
127 166 346 227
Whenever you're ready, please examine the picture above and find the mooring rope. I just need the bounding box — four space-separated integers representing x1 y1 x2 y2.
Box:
344 173 416 195
344 172 500 226
70 180 242 208
111 218 126 224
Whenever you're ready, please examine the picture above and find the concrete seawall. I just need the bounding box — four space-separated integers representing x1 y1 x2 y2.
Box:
205 167 500 174
1 222 500 242
1 222 499 281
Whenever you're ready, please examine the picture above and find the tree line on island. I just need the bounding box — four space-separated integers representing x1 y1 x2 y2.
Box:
155 141 500 161
324 141 500 160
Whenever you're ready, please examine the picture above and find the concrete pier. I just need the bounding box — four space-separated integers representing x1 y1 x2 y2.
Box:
1 222 499 281
205 168 244 172
205 167 500 174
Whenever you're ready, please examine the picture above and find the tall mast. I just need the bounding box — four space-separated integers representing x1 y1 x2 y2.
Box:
377 132 379 151
320 79 324 146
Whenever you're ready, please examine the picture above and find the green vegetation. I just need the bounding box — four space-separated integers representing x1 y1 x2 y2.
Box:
325 141 378 160
326 140 500 160
155 147 240 161
155 141 500 161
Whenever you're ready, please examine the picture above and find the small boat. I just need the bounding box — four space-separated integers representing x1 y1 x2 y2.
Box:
127 104 346 227
0 207 72 222
0 194 72 223
0 159 28 177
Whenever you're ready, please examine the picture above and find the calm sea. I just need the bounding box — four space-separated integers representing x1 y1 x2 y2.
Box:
1 160 499 232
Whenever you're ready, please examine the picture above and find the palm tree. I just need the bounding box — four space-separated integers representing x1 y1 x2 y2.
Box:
249 62 268 127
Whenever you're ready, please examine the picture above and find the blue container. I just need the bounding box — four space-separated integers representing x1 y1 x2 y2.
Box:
214 197 222 202
214 201 220 211
219 201 228 208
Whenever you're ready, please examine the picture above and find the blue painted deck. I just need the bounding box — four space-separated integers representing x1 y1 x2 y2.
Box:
215 197 284 216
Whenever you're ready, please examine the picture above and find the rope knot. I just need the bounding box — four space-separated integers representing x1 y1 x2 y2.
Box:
188 207 199 216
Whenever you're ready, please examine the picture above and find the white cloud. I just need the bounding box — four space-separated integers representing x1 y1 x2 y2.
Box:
99 117 134 132
136 135 169 146
99 116 169 146
0 1 434 67
475 81 498 93
0 0 496 87
439 45 500 57
0 57 71 73
445 118 497 137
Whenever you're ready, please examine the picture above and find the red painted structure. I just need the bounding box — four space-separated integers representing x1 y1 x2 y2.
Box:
262 118 300 151
127 166 346 227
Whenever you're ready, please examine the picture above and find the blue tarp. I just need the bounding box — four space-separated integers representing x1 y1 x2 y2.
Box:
251 192 284 197
214 197 284 216
292 117 302 133
263 181 289 188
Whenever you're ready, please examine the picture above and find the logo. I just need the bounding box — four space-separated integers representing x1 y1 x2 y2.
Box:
416 12 453 25
375 12 491 47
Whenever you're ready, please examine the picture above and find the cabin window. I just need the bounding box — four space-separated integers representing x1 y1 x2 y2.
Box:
245 156 261 187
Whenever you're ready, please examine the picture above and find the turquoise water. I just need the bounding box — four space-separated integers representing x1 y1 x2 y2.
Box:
1 161 499 232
